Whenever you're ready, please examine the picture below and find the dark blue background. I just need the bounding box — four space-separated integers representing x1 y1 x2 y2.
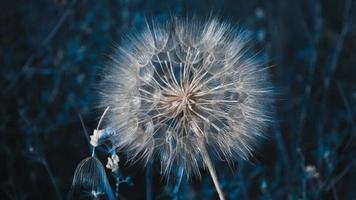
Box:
1 0 355 199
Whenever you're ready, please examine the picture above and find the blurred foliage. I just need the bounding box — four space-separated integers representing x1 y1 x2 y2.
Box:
0 0 355 199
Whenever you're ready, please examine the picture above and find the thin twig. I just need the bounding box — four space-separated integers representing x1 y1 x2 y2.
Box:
173 167 184 200
324 0 353 91
97 106 110 130
297 148 307 200
7 0 77 91
115 176 120 200
41 159 63 200
273 126 289 169
91 106 110 157
76 111 93 153
146 160 153 200
336 82 356 149
296 0 322 146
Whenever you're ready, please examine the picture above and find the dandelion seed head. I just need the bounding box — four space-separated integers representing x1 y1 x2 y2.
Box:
70 157 114 199
99 16 274 178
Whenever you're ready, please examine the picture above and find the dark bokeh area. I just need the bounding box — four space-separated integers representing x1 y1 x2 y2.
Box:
1 0 355 199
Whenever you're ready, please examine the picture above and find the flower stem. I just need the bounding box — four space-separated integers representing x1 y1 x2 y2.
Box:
146 160 153 200
115 176 120 200
201 145 225 200
173 166 184 200
91 147 95 157
42 159 63 200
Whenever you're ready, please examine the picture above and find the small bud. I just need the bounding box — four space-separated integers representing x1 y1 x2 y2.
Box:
106 153 120 172
90 127 116 147
305 165 320 179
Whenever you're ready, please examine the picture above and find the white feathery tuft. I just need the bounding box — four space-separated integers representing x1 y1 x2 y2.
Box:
98 16 274 180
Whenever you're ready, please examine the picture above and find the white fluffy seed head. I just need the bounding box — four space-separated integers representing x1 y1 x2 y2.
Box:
98 16 274 178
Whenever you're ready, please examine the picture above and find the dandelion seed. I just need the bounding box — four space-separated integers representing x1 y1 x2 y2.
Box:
98 16 274 199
